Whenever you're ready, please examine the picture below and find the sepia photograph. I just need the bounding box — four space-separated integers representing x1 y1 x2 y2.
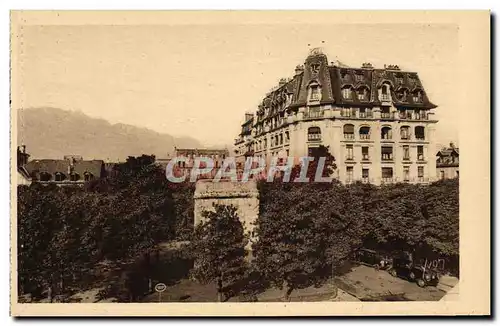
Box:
9 10 490 316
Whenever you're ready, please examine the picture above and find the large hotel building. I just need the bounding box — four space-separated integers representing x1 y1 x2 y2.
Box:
234 48 438 185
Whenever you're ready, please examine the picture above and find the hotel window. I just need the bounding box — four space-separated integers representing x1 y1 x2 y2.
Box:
362 146 369 160
342 86 353 100
415 126 425 140
400 126 410 140
308 127 322 141
418 166 424 179
309 83 321 101
381 107 392 119
346 145 354 160
357 87 369 101
381 146 393 161
359 126 370 139
343 124 355 140
413 90 424 103
381 167 393 181
381 126 392 140
403 145 410 160
286 149 289 157
279 134 283 145
362 168 369 181
417 146 424 161
264 139 267 148
359 108 366 118
285 131 290 143
346 166 354 182
403 166 410 181
380 83 391 101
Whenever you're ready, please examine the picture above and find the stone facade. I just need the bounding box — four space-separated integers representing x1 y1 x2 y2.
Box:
235 48 439 185
193 180 259 252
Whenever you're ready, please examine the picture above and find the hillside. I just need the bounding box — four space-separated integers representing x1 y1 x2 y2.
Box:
17 108 202 161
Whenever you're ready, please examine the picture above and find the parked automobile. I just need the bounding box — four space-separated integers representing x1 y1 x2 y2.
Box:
388 253 440 287
352 248 391 270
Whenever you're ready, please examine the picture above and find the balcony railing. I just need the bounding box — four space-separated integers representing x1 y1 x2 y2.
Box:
415 136 425 141
381 155 394 161
417 154 425 161
381 177 394 183
381 112 395 119
358 112 373 118
344 133 355 140
362 154 370 161
359 134 370 140
341 111 357 118
304 110 324 119
345 156 354 161
308 134 322 141
380 95 391 102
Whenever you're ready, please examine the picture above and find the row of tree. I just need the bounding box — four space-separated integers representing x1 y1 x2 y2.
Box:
17 155 195 300
189 179 459 301
18 152 459 302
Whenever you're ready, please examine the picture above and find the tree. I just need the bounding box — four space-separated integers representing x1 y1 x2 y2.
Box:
254 182 364 301
189 204 248 302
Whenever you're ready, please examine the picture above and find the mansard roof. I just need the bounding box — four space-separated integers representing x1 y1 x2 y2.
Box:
256 50 437 117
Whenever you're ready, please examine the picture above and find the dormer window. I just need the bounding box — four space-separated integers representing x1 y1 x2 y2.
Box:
397 88 408 102
341 86 353 100
355 73 364 82
54 172 66 182
357 86 369 101
413 90 424 103
308 82 321 102
380 83 391 102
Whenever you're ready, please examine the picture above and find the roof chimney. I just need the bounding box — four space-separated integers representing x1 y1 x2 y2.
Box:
294 65 304 76
279 78 287 87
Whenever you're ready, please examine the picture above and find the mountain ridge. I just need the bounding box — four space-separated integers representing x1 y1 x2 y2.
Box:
17 107 204 161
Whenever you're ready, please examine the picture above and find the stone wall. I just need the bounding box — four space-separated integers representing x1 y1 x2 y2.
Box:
193 180 259 252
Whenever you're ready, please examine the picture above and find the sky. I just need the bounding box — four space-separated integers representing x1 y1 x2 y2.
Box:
18 23 459 148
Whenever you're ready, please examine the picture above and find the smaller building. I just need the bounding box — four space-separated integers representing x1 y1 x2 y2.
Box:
436 143 459 180
17 145 32 185
25 154 106 186
174 148 229 169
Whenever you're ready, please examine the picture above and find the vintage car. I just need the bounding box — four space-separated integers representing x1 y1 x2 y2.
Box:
388 253 440 287
352 248 391 270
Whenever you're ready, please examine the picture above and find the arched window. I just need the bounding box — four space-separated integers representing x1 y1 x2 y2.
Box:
84 172 94 182
70 173 80 182
381 126 392 140
400 126 410 140
308 127 321 141
343 124 355 140
54 172 66 182
342 86 353 100
415 126 425 140
380 83 391 102
359 126 371 140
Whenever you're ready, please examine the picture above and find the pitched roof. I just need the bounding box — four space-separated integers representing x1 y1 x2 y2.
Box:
25 159 105 177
